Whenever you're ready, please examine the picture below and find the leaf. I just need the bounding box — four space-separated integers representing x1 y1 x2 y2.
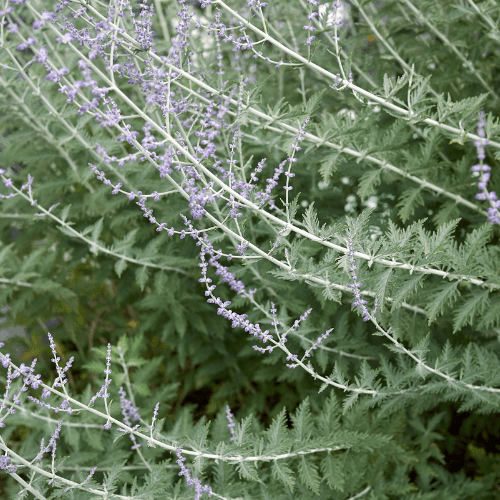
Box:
81 217 103 240
111 228 139 253
372 268 393 312
59 204 72 223
104 461 127 491
247 72 275 106
322 285 342 304
117 334 129 355
287 239 305 269
188 422 211 452
346 208 375 241
390 274 426 312
62 424 80 450
290 398 313 442
115 258 128 278
384 219 425 251
319 151 346 183
320 453 345 491
411 334 430 364
267 97 288 120
453 289 490 332
425 281 460 324
135 265 149 291
432 201 461 227
271 460 295 492
84 429 105 451
382 71 410 101
266 408 289 448
409 73 433 110
171 301 187 337
0 244 14 268
477 294 500 330
237 461 261 482
287 192 300 224
455 223 493 272
57 225 78 240
261 410 293 462
424 219 461 256
303 89 326 116
357 168 381 200
302 202 320 236
397 187 424 223
233 415 253 447
83 217 104 255
342 392 359 412
435 92 489 123
298 455 320 494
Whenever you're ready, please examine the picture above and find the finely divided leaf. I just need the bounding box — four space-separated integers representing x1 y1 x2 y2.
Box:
271 460 295 492
320 453 345 491
135 265 149 291
322 285 342 304
357 169 381 200
233 415 253 447
372 267 393 312
115 258 128 278
453 290 490 332
298 455 320 494
237 461 261 482
303 89 326 116
425 281 460 324
319 151 345 183
390 274 426 312
397 187 424 223
290 398 314 443
302 202 320 236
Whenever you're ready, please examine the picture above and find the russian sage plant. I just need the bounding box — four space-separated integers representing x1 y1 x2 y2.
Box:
1 0 500 498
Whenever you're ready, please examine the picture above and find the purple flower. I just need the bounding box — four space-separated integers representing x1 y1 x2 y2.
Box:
176 448 213 499
0 455 17 474
118 387 142 449
150 402 160 430
472 111 499 228
225 406 236 442
347 237 375 322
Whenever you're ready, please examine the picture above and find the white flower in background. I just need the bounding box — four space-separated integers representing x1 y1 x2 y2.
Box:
344 193 358 213
338 108 356 120
363 196 378 209
171 13 214 67
318 1 352 29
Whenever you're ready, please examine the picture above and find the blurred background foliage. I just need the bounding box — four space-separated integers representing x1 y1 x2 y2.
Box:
1 0 500 496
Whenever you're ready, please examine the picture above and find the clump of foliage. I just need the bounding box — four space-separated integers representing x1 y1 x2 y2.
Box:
1 0 500 498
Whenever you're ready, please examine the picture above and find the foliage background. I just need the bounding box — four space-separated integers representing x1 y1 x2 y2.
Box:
1 0 500 498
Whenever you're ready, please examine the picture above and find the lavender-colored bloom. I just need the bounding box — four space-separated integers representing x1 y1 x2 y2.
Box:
176 448 213 499
150 402 160 430
0 455 17 474
225 406 236 442
33 420 63 467
236 240 248 255
46 333 69 388
85 466 98 483
303 329 333 359
303 0 319 45
347 237 375 322
118 387 142 449
472 111 499 227
89 344 113 406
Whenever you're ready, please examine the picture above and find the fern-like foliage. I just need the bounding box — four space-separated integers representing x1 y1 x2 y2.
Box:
0 0 500 498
